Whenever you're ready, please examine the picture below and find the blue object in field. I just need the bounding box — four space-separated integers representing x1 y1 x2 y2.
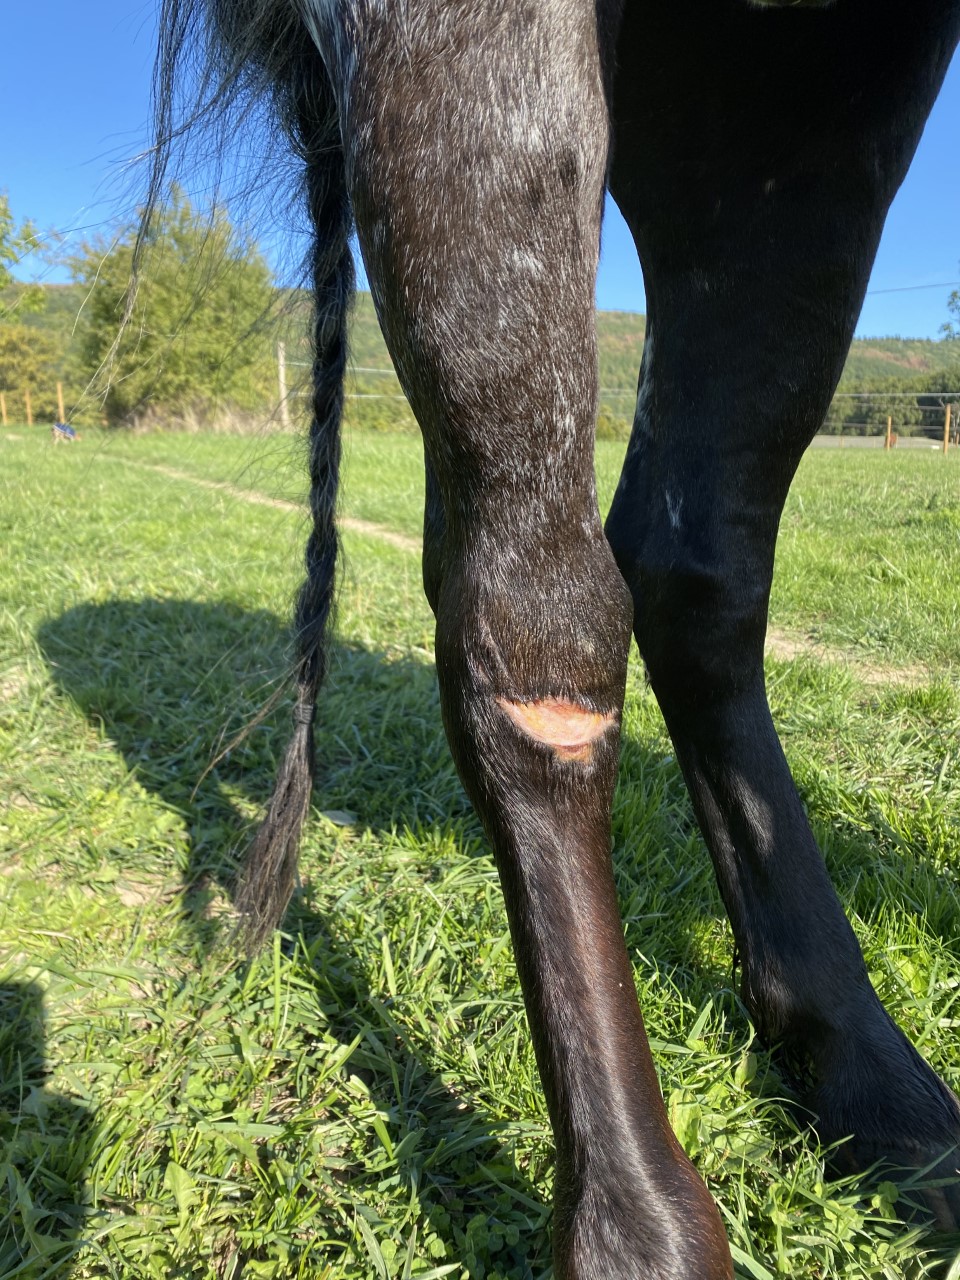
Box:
53 422 78 441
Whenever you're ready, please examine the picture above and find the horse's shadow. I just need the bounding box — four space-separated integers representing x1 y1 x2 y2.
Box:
0 981 95 1278
37 598 551 1276
36 595 738 1003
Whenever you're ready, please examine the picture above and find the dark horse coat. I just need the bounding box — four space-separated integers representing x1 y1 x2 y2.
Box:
154 1 960 1275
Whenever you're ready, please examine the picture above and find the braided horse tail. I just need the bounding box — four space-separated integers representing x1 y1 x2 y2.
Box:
151 1 353 946
237 71 353 948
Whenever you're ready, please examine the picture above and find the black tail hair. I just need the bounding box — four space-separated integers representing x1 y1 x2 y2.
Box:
237 69 354 947
151 1 354 948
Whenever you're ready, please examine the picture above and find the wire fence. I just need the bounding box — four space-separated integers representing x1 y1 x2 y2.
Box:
281 346 959 453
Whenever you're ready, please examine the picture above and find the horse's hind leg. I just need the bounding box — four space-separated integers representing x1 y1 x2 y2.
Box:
607 0 960 1224
315 3 732 1275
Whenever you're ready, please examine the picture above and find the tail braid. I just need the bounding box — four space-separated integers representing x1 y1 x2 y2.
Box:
236 80 354 948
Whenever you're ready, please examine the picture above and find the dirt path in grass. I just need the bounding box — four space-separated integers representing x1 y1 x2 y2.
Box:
121 459 422 553
762 632 923 686
123 458 924 687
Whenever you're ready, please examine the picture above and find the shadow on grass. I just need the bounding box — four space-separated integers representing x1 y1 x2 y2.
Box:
35 597 959 1274
36 595 734 989
37 598 549 1277
0 982 95 1279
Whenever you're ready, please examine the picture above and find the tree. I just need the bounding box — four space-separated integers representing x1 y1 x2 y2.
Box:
0 196 54 419
942 275 960 339
0 324 57 392
0 194 45 315
71 188 278 425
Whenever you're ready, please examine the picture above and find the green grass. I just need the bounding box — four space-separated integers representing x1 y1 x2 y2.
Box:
90 430 960 667
1 427 959 1278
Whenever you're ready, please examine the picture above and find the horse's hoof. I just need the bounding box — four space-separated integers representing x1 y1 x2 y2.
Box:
807 1009 960 1229
832 1133 960 1232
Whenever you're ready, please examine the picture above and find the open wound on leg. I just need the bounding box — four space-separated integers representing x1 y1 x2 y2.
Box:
496 697 615 762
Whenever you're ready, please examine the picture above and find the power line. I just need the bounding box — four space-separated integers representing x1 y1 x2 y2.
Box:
865 280 960 296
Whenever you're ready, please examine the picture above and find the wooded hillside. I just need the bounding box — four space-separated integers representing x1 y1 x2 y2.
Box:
4 282 959 436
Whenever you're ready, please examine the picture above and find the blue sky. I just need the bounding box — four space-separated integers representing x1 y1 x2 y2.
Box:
3 1 958 339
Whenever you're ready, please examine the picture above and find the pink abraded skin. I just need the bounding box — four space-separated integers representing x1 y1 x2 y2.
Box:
496 697 615 762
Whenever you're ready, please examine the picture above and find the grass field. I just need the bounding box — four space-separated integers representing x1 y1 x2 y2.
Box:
2 427 959 1279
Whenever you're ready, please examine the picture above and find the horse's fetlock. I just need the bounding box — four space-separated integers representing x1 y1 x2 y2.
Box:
556 1166 733 1280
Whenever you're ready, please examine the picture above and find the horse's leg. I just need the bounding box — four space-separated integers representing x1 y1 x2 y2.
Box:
607 0 960 1222
312 2 732 1274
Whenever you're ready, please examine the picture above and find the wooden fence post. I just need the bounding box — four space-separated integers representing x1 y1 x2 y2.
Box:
277 341 291 431
884 416 892 450
24 389 33 427
0 392 6 427
944 403 952 455
57 382 66 423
